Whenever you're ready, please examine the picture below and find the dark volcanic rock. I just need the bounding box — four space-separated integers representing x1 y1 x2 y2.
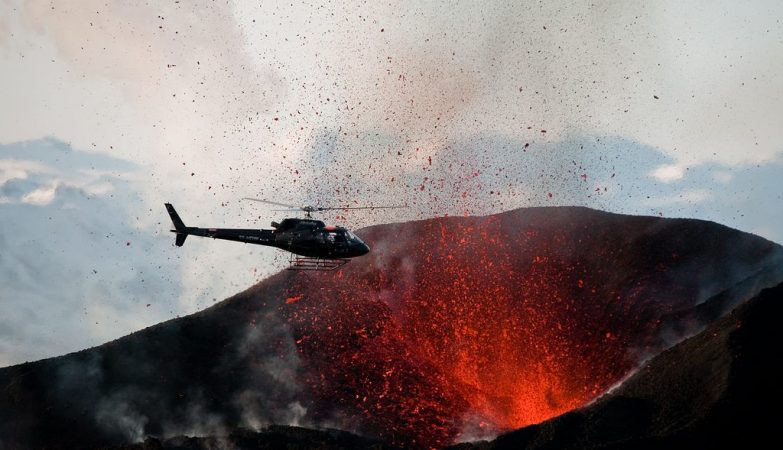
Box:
453 282 783 450
1 207 781 449
100 426 399 450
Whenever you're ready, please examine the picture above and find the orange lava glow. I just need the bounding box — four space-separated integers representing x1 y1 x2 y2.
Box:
278 209 698 448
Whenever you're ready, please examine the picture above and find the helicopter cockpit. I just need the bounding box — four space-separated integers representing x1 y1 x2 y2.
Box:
322 228 366 246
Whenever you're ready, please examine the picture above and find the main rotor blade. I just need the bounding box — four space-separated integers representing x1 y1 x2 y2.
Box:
243 197 407 214
315 205 407 211
242 198 301 209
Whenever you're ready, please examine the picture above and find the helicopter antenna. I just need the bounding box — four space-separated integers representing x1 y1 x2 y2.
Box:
242 198 406 219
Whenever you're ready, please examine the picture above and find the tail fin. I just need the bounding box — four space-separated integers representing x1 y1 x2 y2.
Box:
164 203 188 247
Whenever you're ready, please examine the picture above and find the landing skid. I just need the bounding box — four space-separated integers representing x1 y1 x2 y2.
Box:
287 255 350 271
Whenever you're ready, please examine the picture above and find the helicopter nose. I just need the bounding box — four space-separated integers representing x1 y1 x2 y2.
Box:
357 242 370 256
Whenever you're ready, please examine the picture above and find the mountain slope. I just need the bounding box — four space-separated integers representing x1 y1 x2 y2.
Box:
1 207 781 449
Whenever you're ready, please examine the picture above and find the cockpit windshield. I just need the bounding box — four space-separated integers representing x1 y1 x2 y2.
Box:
322 228 364 245
346 230 364 243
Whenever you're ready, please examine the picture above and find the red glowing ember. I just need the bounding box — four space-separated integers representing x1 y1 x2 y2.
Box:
285 295 304 304
272 207 780 448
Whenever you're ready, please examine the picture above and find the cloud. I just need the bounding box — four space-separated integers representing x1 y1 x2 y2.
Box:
0 138 135 204
0 139 185 366
0 159 54 184
20 182 57 205
649 164 686 183
644 188 712 206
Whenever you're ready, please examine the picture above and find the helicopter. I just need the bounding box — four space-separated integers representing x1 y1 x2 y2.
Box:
164 199 402 270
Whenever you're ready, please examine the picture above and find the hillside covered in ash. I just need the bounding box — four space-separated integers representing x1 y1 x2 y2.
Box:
1 207 781 449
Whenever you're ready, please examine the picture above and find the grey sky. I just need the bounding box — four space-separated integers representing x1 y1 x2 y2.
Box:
1 0 781 366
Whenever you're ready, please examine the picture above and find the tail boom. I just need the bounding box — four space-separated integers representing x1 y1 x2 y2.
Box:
164 203 274 248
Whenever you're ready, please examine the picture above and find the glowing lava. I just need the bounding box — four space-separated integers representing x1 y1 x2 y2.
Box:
273 207 780 448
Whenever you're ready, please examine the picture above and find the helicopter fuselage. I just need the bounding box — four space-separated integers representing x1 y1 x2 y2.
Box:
164 204 370 259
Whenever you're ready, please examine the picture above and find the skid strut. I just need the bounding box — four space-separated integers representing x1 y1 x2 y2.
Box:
287 255 350 271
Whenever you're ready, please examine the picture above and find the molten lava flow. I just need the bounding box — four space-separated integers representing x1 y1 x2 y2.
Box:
274 209 761 448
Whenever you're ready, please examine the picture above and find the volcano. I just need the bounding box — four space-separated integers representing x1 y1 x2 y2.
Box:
1 207 782 449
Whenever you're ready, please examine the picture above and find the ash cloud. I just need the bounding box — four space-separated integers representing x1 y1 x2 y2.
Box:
95 392 150 443
228 309 311 432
